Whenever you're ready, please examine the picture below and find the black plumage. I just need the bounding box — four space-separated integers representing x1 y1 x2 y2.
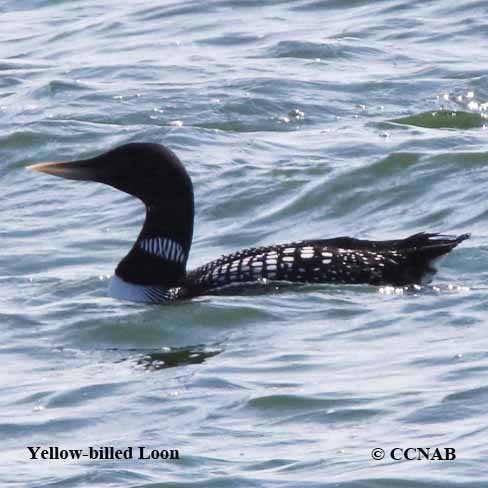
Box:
28 143 469 303
183 233 468 297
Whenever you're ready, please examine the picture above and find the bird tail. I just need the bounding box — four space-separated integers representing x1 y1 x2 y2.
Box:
400 232 469 284
400 232 470 257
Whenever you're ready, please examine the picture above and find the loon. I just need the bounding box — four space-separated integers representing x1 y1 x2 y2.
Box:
28 143 469 304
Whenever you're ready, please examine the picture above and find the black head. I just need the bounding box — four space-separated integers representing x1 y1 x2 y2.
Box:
29 143 195 287
29 143 193 207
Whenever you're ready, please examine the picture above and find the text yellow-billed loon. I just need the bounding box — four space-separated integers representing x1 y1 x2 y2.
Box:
28 143 469 304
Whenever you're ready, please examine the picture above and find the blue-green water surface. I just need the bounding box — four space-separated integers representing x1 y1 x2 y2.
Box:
2 1 488 486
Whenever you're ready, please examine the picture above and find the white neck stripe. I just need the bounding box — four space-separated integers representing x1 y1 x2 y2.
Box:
138 237 185 263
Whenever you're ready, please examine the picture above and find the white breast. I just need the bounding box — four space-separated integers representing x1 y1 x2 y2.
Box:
109 274 176 303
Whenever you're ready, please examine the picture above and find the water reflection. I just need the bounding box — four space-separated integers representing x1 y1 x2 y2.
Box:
113 345 222 371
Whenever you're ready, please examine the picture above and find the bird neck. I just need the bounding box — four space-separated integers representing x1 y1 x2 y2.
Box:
114 196 194 287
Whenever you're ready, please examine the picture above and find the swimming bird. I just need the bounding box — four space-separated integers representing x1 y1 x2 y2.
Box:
28 143 469 303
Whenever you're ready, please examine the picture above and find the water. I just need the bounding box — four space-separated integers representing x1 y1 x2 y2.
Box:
2 0 488 486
